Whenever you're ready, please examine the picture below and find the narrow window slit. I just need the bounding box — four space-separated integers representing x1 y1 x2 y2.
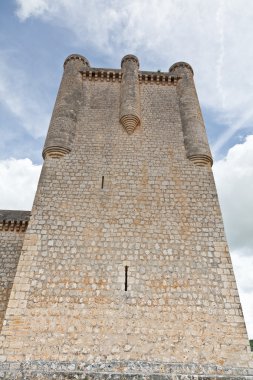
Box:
101 176 104 189
125 266 128 291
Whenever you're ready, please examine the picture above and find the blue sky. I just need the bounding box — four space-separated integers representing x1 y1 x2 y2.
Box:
0 0 253 339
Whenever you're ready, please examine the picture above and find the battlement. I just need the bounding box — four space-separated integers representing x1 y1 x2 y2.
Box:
0 210 30 332
64 53 90 69
169 61 194 75
121 54 140 68
0 210 30 232
80 68 180 85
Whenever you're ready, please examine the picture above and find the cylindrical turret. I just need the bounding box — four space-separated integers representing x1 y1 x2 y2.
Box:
169 62 212 167
42 54 90 159
120 54 141 134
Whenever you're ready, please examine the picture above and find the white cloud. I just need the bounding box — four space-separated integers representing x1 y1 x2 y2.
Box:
0 54 50 138
231 251 253 339
0 158 41 210
215 0 225 110
213 135 253 338
16 0 49 20
15 0 253 154
213 135 253 252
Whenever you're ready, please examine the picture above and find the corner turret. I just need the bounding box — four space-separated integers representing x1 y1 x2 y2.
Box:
43 54 90 159
169 62 213 167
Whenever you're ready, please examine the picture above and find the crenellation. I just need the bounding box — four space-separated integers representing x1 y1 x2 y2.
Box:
0 210 30 233
0 220 28 232
139 72 179 85
63 53 90 69
121 54 140 68
169 61 194 76
81 68 179 86
81 69 122 82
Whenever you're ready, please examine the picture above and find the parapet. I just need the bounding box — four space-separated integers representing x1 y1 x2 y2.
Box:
121 54 140 68
169 61 194 76
64 54 90 69
0 210 30 232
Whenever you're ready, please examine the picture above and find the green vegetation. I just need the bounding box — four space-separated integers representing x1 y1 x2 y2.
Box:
250 340 253 351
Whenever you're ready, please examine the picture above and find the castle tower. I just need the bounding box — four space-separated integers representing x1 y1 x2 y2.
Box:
0 54 252 379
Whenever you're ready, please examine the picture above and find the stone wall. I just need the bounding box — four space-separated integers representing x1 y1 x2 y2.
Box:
0 56 252 375
0 211 30 331
1 360 253 379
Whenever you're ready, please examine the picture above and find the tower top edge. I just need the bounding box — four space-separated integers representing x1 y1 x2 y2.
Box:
81 67 180 76
169 62 194 75
63 54 193 74
64 54 90 68
121 54 140 68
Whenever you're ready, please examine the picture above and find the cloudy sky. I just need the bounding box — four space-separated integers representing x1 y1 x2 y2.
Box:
0 0 253 339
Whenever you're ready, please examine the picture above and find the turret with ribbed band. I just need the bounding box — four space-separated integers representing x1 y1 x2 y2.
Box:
169 62 213 167
42 54 90 159
120 54 141 134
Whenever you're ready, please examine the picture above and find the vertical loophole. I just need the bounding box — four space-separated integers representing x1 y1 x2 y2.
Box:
125 266 128 291
101 176 104 189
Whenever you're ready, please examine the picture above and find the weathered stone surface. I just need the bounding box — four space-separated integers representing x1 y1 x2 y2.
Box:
1 360 253 379
0 211 30 330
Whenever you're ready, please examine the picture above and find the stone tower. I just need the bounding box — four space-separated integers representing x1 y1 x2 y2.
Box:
0 54 252 379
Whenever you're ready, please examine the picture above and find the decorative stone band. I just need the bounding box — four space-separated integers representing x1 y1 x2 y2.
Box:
1 360 253 379
189 154 213 167
42 146 71 159
120 114 140 134
0 210 30 232
120 115 140 135
139 73 180 85
81 69 123 82
81 69 180 85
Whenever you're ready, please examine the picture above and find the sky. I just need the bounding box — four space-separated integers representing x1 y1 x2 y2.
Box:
0 0 253 339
